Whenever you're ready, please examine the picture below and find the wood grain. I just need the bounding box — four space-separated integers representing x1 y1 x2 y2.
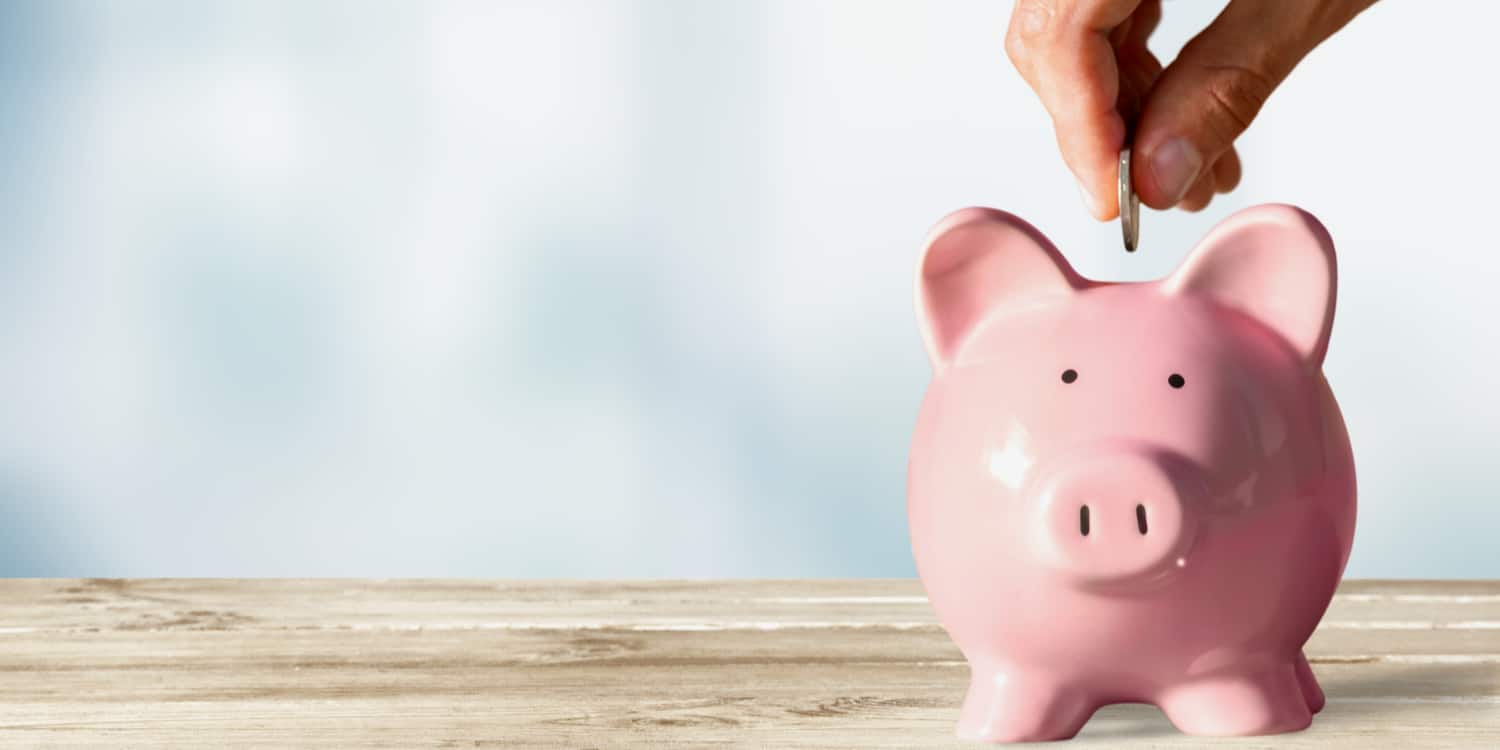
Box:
0 579 1495 747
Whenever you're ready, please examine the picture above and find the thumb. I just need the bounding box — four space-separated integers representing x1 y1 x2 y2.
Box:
1131 0 1370 208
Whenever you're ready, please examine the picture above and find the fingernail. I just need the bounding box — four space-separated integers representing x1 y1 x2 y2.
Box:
1149 138 1203 205
1076 181 1104 220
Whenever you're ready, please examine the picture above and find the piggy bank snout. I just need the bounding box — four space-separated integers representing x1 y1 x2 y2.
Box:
1032 450 1198 586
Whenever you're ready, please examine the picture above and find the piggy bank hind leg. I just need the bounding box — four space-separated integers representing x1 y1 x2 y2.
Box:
1294 651 1326 714
957 667 1096 743
1158 660 1313 736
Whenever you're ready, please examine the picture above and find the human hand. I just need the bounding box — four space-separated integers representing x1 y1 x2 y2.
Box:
1005 0 1377 218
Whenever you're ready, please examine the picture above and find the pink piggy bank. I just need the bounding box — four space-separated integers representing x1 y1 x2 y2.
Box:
908 205 1355 742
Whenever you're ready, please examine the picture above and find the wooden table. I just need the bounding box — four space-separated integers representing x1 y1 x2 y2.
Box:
0 579 1495 747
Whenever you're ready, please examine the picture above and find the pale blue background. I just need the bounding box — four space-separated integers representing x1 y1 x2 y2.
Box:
0 1 1495 577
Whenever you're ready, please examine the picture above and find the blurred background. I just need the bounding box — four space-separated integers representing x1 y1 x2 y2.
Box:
0 1 1495 577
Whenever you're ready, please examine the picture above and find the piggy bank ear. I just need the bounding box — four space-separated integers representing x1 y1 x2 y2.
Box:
917 208 1080 369
1165 204 1337 365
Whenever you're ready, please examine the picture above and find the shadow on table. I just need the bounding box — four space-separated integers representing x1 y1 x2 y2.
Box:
1319 659 1483 720
1076 703 1178 742
1068 660 1484 743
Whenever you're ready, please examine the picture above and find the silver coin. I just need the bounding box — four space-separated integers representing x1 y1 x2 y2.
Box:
1118 148 1140 252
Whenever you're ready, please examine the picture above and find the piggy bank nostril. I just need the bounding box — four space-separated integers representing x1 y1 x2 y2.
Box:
1079 505 1090 537
1136 504 1149 535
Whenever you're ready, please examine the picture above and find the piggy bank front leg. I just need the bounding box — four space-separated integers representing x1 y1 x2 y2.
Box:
956 666 1096 743
1158 661 1313 736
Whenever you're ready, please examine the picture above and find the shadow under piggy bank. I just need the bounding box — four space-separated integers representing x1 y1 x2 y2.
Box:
1054 660 1482 745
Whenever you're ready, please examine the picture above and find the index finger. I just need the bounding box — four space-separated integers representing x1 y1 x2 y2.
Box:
1006 0 1142 219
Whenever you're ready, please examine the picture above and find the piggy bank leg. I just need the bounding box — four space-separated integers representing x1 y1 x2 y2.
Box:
1294 651 1326 714
956 667 1095 742
1159 662 1312 736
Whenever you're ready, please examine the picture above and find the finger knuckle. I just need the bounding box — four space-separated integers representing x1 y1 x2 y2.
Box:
1003 29 1028 65
1200 64 1275 134
1006 0 1057 62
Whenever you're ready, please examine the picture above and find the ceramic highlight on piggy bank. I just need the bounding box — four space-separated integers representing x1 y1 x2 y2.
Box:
907 205 1356 742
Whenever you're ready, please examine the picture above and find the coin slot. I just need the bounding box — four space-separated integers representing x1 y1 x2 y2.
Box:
1136 504 1149 535
1080 505 1090 537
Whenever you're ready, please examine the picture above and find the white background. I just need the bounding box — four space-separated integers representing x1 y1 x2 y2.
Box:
0 1 1494 577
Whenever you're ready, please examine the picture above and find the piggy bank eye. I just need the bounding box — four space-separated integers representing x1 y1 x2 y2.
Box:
1168 373 1186 389
1060 368 1078 384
